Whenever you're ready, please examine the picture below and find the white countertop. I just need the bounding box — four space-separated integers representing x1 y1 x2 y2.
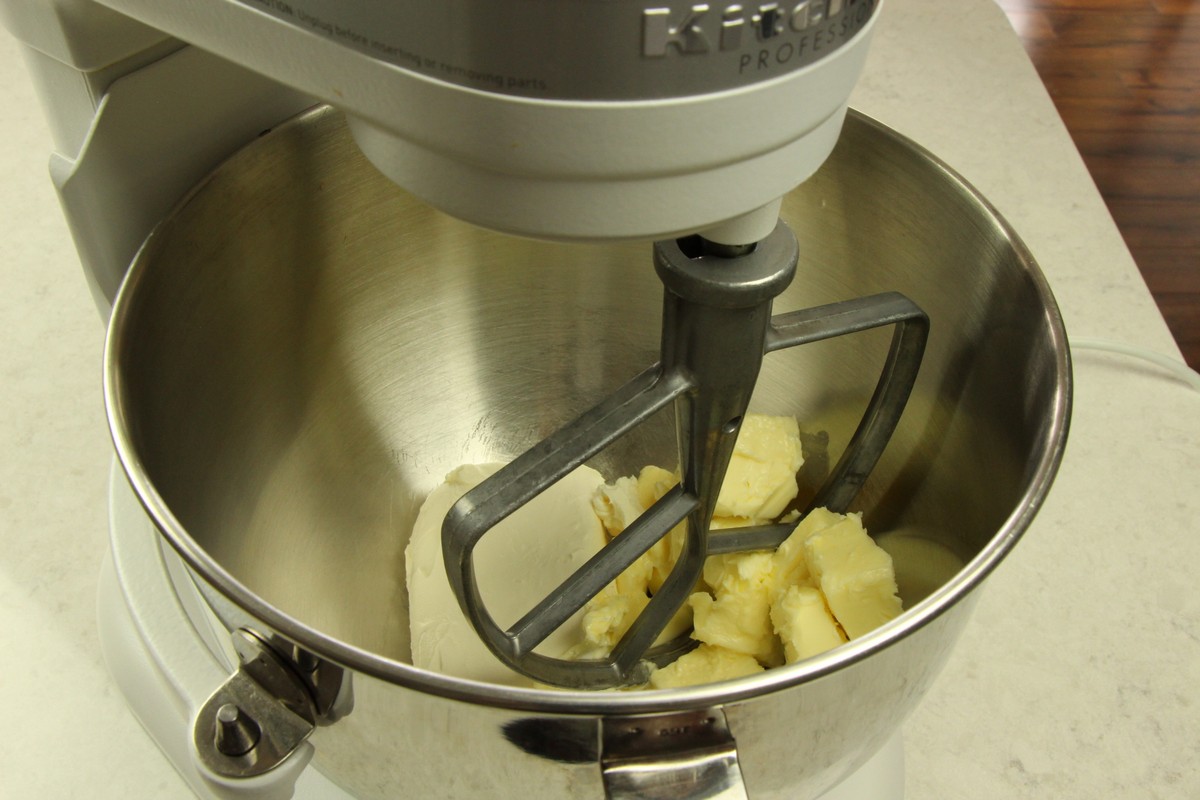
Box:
1 1 1197 797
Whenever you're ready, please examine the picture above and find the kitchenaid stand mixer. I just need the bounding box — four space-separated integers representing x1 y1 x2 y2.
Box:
72 0 915 697
1 0 1073 798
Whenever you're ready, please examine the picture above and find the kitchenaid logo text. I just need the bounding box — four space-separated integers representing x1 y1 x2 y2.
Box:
643 0 871 67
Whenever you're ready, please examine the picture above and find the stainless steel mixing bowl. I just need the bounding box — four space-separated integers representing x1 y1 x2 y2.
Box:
105 105 1070 799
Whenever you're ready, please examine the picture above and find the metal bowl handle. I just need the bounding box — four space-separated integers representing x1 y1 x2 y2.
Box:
601 710 749 800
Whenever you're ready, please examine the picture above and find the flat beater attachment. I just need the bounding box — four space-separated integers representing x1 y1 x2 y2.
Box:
442 220 928 689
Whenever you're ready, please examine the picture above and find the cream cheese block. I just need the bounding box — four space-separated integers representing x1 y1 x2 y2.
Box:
405 463 608 685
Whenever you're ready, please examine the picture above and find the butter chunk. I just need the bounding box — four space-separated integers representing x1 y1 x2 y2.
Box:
689 551 782 665
649 644 763 689
592 475 643 536
576 589 693 656
580 588 649 652
804 517 903 639
591 473 656 596
770 584 847 662
771 506 847 592
714 415 804 522
595 467 686 596
575 413 812 683
635 465 678 509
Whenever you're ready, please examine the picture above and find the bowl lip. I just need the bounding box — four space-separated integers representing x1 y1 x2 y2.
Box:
103 105 1073 716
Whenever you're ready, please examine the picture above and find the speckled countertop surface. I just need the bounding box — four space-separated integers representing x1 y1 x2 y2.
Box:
1 0 1197 797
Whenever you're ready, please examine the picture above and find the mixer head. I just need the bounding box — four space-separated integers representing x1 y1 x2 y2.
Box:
442 220 928 689
82 0 882 242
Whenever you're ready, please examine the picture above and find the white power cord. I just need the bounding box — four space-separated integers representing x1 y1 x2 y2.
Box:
1070 337 1200 393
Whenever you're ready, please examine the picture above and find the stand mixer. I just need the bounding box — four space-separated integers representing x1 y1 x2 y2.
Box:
8 0 903 677
2 0 1072 797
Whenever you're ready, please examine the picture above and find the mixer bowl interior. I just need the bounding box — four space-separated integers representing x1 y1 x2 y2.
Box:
107 105 1068 681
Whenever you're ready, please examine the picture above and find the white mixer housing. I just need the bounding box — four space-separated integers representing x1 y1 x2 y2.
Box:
9 0 880 243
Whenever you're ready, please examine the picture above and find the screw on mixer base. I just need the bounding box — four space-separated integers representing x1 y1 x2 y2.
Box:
214 703 261 757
